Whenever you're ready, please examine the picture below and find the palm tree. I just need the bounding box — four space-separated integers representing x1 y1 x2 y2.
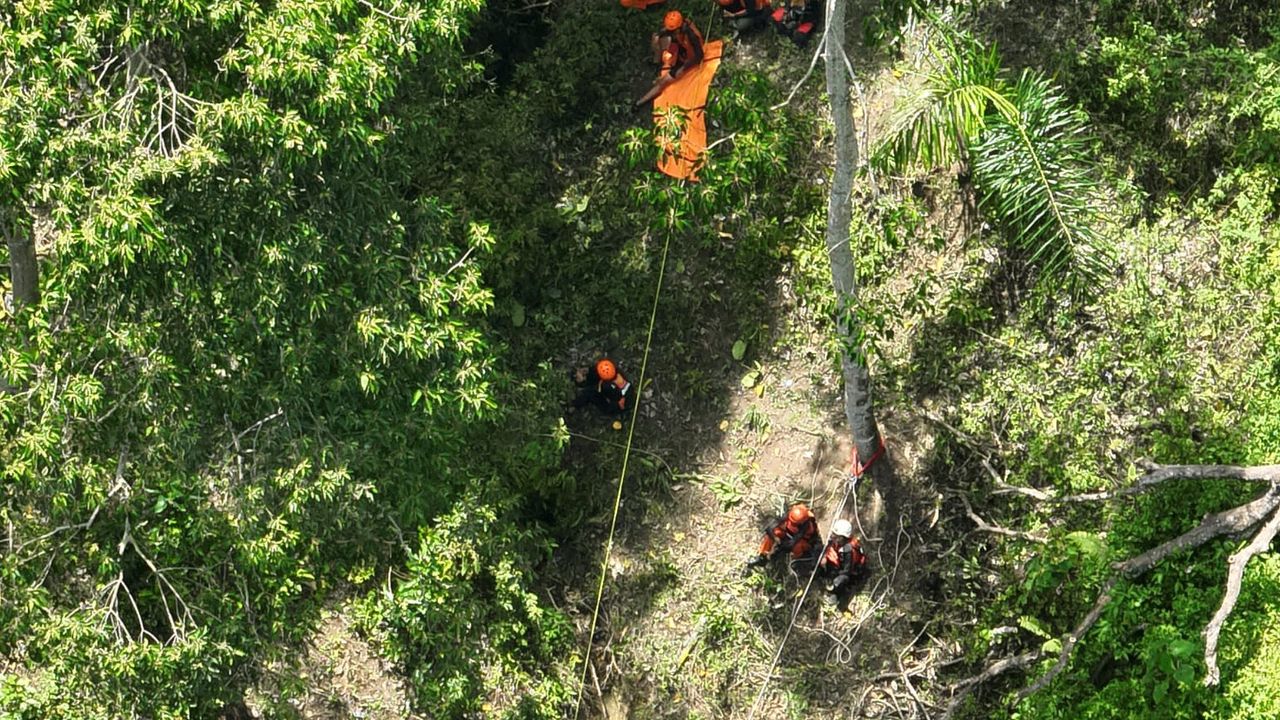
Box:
875 30 1112 301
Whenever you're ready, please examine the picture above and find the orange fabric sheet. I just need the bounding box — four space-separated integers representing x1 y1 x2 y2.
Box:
652 40 723 181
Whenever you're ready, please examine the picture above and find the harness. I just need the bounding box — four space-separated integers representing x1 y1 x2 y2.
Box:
823 538 866 571
598 373 632 409
660 23 703 74
774 516 816 550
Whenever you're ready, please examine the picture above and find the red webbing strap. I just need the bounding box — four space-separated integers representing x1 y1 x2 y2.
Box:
849 436 886 479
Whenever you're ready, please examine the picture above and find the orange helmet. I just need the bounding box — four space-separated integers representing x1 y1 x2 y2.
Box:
787 504 812 524
663 10 683 31
595 359 617 381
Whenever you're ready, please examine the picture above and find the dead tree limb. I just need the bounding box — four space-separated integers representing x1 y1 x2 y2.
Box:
1114 486 1280 577
1016 485 1280 697
997 463 1280 504
944 650 1043 718
1017 577 1118 699
1138 463 1280 485
1202 504 1280 686
953 473 1280 705
956 493 1047 543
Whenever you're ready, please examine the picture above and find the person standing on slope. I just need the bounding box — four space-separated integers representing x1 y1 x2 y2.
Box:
818 518 867 606
570 358 634 429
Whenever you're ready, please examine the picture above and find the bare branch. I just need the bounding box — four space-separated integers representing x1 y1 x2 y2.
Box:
1139 463 1280 485
233 408 285 446
997 463 1280 504
956 493 1047 543
1115 486 1280 577
769 31 827 111
358 0 417 22
944 650 1042 718
1018 577 1118 699
441 245 478 278
990 480 1053 501
1015 485 1280 699
1203 504 1280 685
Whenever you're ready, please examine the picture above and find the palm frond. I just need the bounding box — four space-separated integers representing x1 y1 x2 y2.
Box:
873 34 1003 172
971 71 1113 300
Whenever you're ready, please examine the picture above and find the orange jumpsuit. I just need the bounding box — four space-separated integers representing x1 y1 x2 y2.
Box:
758 514 819 559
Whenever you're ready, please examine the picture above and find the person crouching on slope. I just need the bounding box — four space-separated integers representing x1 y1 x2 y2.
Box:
771 0 821 47
635 11 705 107
818 518 867 607
570 358 634 430
743 503 821 576
718 0 771 33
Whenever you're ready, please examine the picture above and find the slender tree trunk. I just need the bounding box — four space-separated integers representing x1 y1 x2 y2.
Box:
823 0 882 470
4 220 39 309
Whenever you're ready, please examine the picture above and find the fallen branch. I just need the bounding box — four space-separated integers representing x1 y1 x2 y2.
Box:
1017 577 1118 699
956 493 1047 543
997 463 1280 504
944 650 1042 718
1202 504 1280 685
1016 485 1280 697
1114 486 1280 577
956 472 1280 704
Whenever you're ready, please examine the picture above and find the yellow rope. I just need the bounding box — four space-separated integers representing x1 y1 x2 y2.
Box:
573 219 675 720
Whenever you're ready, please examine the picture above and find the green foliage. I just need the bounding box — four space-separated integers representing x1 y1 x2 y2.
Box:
876 33 1001 171
0 0 587 716
1068 1 1280 193
3 0 1275 717
942 139 1280 719
354 500 573 718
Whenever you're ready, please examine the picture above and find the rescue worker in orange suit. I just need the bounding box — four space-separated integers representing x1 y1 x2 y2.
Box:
718 0 770 33
818 518 867 605
743 503 821 576
570 359 634 428
771 0 821 47
635 11 705 107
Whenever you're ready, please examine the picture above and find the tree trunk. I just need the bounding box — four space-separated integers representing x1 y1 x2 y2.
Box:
823 0 882 471
4 221 39 309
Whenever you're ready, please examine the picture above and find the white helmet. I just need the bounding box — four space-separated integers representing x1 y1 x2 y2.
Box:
832 518 853 538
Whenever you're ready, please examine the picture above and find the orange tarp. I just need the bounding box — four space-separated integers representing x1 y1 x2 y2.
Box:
652 40 723 181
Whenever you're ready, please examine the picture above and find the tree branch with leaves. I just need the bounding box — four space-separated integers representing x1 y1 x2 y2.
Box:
950 462 1280 710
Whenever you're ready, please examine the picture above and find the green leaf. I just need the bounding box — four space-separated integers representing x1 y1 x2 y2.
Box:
1041 638 1062 654
731 339 747 361
741 370 760 389
510 302 526 328
1018 615 1052 640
